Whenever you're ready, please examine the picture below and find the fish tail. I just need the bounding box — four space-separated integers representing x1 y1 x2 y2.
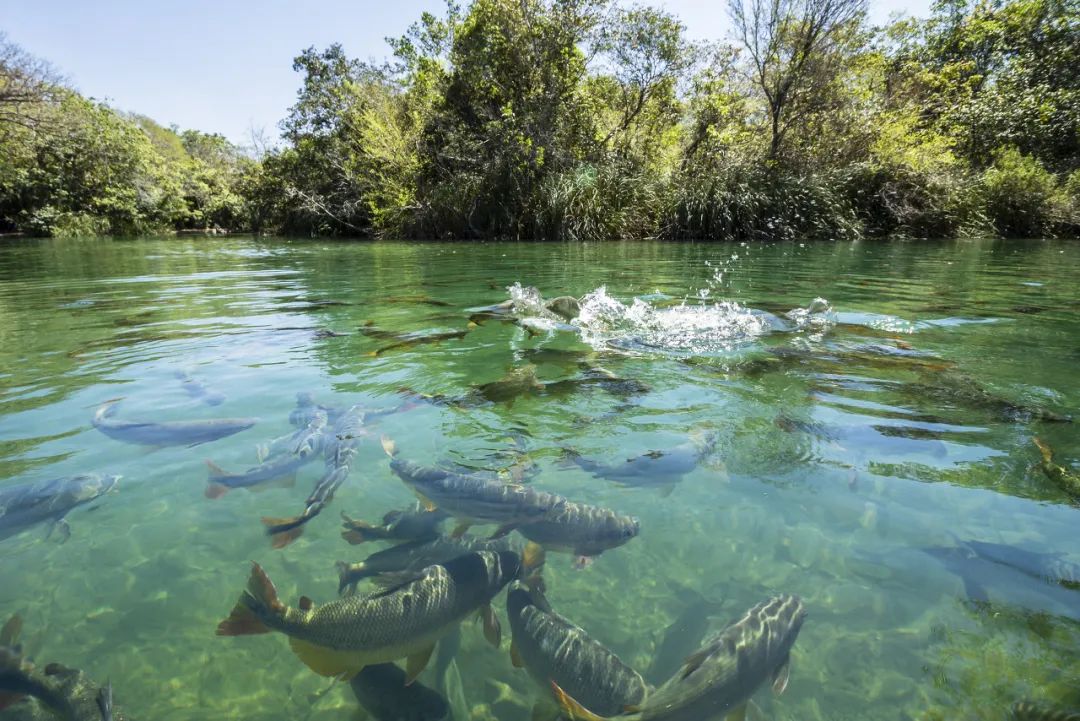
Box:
335 561 363 596
205 482 230 500
380 436 398 457
262 516 306 549
216 563 283 636
550 681 609 721
340 514 377 544
205 459 229 482
92 401 119 425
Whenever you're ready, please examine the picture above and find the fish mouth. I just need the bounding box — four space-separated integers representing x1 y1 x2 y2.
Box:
103 475 122 494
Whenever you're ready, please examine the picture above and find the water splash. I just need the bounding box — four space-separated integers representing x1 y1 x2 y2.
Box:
575 288 836 356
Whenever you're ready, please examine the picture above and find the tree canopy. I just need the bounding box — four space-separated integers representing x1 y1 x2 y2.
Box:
1 0 1078 239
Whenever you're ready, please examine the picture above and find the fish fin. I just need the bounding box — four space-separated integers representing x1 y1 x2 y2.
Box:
724 704 748 721
771 655 790 694
215 600 270 636
262 516 305 549
523 542 547 576
679 648 711 681
206 459 228 481
550 681 608 721
510 640 524 668
216 562 283 636
0 615 22 647
369 571 426 592
405 643 436 685
659 484 676 498
299 596 314 611
335 561 361 596
450 522 473 539
205 482 230 500
623 705 642 714
380 436 398 457
49 518 71 544
573 555 594 570
489 523 517 539
288 637 364 679
480 604 501 647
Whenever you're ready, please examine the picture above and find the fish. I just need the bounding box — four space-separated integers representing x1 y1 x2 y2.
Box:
92 402 256 447
262 404 365 547
553 595 807 721
288 391 341 428
564 432 718 495
368 328 471 357
1034 438 1080 499
506 582 649 717
336 534 520 595
349 662 450 720
383 294 454 308
174 370 225 406
443 658 469 721
0 474 119 544
0 615 125 720
545 296 582 321
1011 701 1080 720
953 538 1080 591
517 501 639 566
216 550 522 681
919 545 1080 620
473 365 545 404
432 625 460 695
645 591 725 686
341 504 450 545
906 372 1071 424
205 409 326 498
383 438 565 538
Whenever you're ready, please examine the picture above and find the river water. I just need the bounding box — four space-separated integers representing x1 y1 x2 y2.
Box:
0 237 1077 720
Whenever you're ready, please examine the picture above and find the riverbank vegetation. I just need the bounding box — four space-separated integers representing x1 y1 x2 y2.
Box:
1 0 1078 240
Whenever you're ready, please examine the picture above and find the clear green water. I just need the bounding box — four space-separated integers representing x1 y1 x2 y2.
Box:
1 237 1078 721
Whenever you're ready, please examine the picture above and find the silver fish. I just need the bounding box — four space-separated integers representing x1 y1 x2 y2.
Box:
92 402 255 447
0 475 119 544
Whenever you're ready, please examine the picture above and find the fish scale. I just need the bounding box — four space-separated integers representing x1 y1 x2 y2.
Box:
389 458 563 526
507 583 648 717
219 550 521 678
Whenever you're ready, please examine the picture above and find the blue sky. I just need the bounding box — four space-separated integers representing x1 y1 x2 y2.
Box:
5 0 929 145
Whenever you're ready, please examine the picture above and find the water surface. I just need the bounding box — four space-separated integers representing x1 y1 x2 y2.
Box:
1 237 1078 720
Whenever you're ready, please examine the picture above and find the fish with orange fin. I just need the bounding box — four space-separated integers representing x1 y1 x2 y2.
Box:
340 503 449 545
216 551 522 683
263 405 366 547
382 438 564 539
336 534 520 595
506 581 649 718
0 614 125 720
552 595 806 721
517 500 639 567
1034 438 1080 499
206 408 327 499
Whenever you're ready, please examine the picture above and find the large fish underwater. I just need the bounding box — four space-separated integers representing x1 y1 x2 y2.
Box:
92 402 256 447
0 474 118 544
553 595 807 721
217 551 522 682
